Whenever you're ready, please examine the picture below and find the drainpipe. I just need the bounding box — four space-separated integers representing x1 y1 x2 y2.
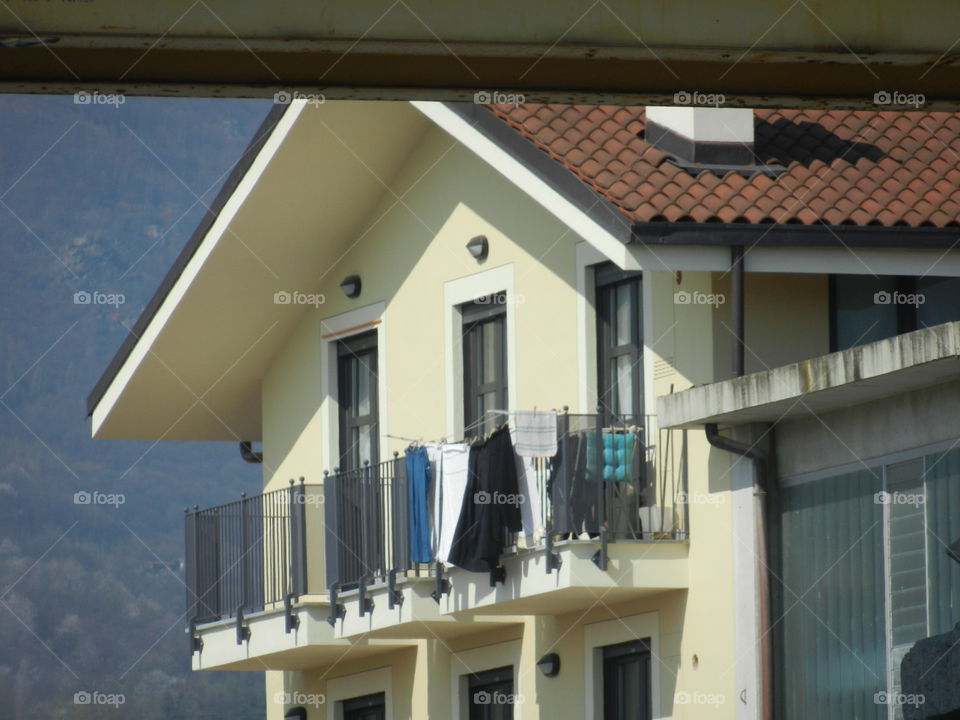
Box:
239 441 263 464
731 245 745 378
705 422 772 720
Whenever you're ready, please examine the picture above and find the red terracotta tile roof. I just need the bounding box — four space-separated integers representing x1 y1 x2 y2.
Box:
487 105 960 228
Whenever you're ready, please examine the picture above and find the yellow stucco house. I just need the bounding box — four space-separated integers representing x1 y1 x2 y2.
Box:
89 99 960 720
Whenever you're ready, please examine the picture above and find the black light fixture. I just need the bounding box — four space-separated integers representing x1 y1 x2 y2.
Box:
283 708 306 720
537 652 561 677
466 235 489 262
340 275 361 299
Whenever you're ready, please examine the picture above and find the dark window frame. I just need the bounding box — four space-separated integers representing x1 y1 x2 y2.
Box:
462 293 508 437
467 665 515 720
342 691 386 720
602 638 652 720
595 263 644 427
829 274 920 352
337 330 380 471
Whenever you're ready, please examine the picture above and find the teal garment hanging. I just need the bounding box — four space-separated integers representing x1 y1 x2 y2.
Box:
585 430 636 482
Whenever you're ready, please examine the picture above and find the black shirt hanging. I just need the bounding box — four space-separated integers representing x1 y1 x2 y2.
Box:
448 426 522 572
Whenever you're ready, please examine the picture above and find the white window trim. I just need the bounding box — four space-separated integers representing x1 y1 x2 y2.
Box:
450 639 523 720
326 666 392 720
319 301 387 472
576 242 603 414
583 611 661 720
443 264 517 439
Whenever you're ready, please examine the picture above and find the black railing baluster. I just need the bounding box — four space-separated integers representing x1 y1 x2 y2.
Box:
184 484 315 649
240 493 249 612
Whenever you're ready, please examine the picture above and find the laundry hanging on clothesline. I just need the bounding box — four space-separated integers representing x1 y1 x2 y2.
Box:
512 410 558 458
388 410 559 572
448 425 523 573
405 447 433 564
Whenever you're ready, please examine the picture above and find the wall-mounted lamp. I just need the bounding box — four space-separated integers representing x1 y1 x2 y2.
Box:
339 275 361 299
466 235 489 262
283 708 307 720
537 652 561 677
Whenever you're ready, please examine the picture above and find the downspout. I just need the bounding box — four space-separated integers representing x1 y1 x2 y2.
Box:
239 441 263 464
731 245 745 378
705 422 772 720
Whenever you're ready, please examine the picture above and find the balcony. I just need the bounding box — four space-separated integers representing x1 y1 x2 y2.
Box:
183 412 691 665
323 412 690 631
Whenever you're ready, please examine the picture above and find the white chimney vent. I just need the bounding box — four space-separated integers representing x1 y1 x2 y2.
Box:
646 106 755 166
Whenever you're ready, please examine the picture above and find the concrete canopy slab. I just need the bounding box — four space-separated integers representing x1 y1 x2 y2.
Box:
658 321 960 429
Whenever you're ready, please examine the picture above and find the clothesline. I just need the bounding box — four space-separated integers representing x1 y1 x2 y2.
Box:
387 408 643 451
387 407 556 447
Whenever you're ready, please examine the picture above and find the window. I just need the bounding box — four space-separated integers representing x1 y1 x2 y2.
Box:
602 640 652 720
342 692 386 720
467 666 514 720
462 294 508 437
596 264 643 426
776 446 960 719
337 331 379 471
830 274 960 352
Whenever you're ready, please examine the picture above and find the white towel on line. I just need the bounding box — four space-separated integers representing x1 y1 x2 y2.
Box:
511 427 545 546
433 443 471 565
512 410 558 458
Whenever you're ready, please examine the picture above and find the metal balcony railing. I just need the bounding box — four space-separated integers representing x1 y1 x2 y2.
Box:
323 412 690 592
184 481 312 627
183 412 691 638
323 454 411 597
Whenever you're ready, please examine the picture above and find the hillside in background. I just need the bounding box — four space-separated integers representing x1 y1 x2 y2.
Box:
0 94 273 719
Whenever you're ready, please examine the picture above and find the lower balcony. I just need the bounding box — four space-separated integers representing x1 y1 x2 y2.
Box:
183 412 691 667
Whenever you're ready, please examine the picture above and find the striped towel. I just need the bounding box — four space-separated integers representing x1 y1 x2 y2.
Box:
512 410 558 458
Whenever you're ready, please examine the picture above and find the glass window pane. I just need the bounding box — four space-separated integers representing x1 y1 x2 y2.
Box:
615 283 633 346
776 469 886 719
924 447 960 636
612 355 634 418
355 356 371 416
917 276 960 329
833 275 898 350
356 424 373 466
481 321 497 383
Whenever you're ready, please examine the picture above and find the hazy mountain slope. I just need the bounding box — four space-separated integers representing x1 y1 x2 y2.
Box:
0 94 273 720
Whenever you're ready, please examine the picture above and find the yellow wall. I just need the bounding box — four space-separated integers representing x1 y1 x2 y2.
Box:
261 122 581 491
712 272 830 379
268 591 747 719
